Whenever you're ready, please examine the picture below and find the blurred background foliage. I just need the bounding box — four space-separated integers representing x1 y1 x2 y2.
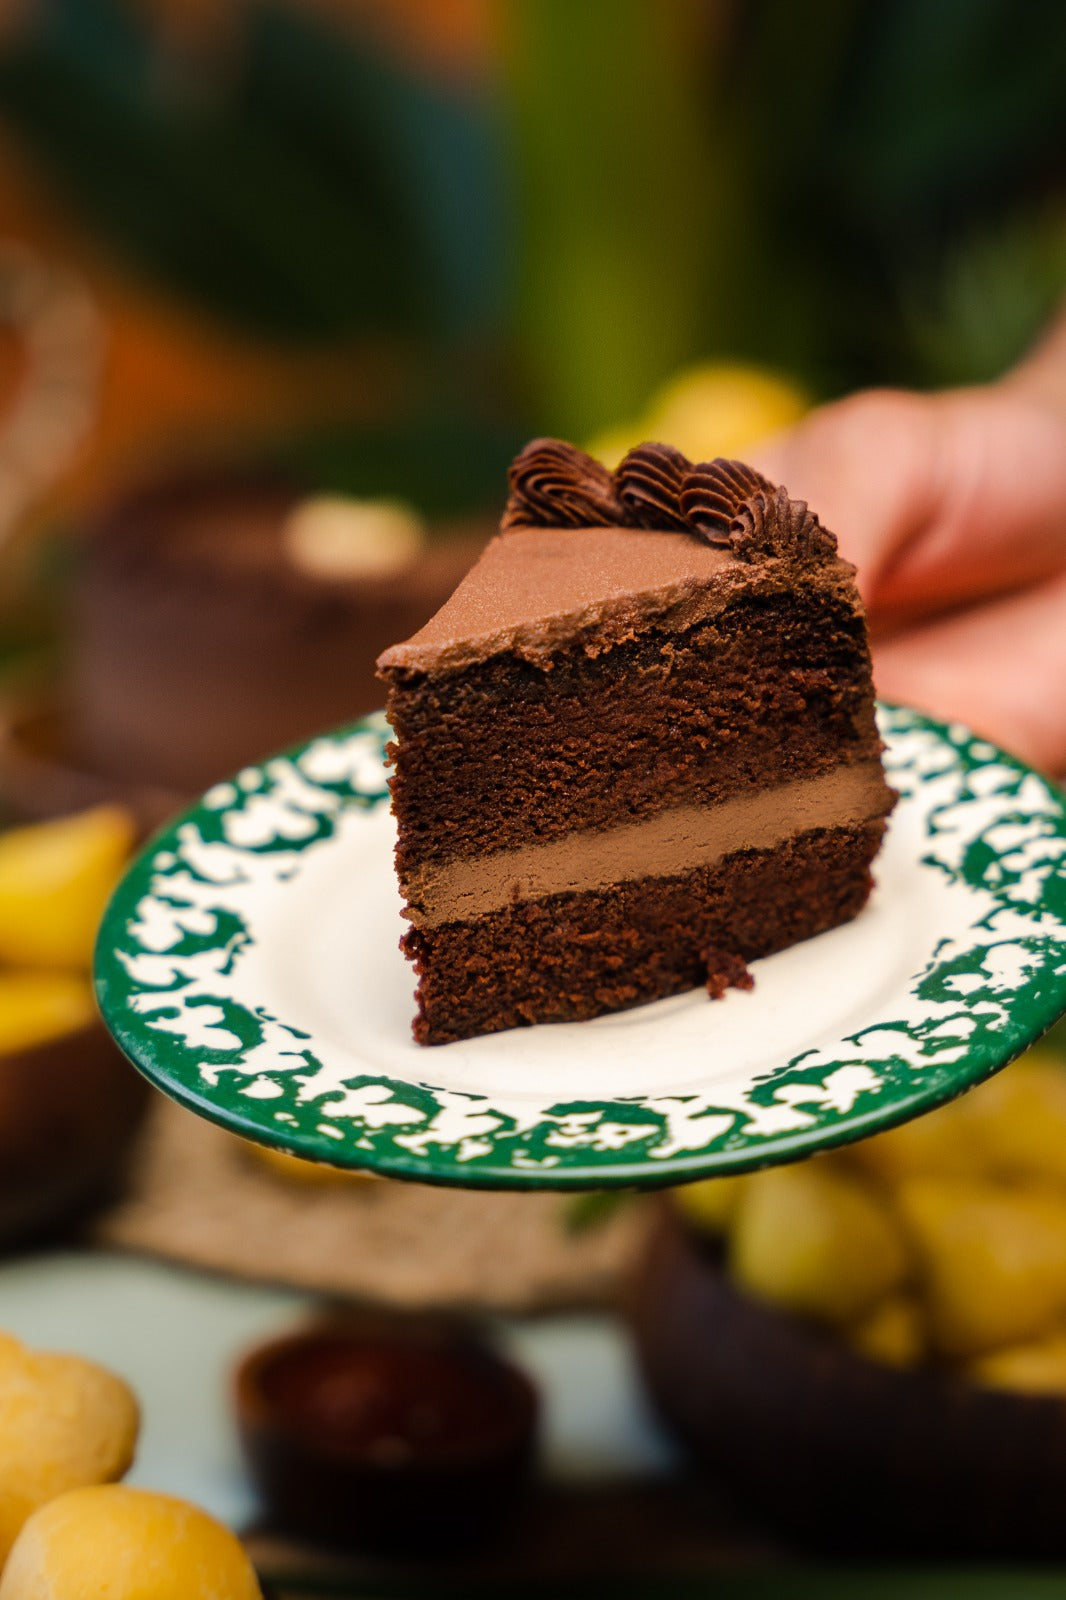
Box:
0 0 1064 511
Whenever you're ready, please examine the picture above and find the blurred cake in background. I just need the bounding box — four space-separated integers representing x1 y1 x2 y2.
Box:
0 467 487 829
67 471 486 795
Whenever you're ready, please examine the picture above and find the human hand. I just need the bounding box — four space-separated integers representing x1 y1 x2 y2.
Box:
752 356 1066 775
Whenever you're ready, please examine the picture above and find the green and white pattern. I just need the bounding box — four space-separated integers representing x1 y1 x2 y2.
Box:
95 706 1066 1189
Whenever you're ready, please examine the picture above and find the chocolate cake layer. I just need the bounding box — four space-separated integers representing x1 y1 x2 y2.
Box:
402 822 886 1045
388 588 879 873
407 761 894 927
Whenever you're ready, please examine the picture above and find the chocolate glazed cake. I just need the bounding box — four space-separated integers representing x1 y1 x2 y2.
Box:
377 440 896 1045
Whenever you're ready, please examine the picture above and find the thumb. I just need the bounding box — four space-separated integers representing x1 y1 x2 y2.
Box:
750 389 941 606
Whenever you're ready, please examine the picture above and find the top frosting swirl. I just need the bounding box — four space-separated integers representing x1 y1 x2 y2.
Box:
616 442 693 532
501 438 626 530
500 438 837 566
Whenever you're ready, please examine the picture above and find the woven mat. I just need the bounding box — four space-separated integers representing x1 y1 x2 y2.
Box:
91 1096 652 1314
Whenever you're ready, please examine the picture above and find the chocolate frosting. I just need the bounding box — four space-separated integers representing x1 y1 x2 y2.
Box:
376 527 738 673
728 486 838 565
499 438 836 569
616 443 693 531
501 438 625 530
678 459 775 543
378 438 852 677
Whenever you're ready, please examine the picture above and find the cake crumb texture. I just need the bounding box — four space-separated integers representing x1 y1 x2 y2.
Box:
702 946 755 1000
402 823 884 1045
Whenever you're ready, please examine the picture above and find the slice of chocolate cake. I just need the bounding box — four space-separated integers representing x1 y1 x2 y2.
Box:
377 440 896 1045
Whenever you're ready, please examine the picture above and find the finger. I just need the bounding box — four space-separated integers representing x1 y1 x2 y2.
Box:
870 388 1066 619
751 390 942 603
872 571 1066 777
755 389 1066 623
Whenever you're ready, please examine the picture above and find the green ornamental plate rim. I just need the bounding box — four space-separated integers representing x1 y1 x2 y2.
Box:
94 703 1066 1191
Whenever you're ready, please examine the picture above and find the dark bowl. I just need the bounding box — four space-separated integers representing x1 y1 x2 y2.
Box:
235 1313 538 1554
629 1206 1066 1560
0 1016 151 1248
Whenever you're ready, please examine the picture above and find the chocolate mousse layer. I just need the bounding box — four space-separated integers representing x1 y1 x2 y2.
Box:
405 761 895 928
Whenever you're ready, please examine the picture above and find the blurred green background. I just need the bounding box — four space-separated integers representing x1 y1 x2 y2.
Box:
0 0 1064 529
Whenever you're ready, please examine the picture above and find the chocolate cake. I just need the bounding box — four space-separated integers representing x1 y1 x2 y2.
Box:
377 440 896 1045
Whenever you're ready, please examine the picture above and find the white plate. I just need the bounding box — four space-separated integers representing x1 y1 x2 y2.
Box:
96 705 1066 1189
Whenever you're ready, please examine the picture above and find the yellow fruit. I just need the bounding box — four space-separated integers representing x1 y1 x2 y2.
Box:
646 363 809 464
967 1333 1066 1397
671 1174 749 1235
0 1332 139 1567
0 1485 261 1599
0 973 97 1055
585 424 641 471
728 1161 909 1325
0 808 135 971
847 1294 926 1369
896 1178 1066 1358
246 1142 374 1186
846 1095 981 1185
845 1050 1066 1190
962 1051 1066 1187
586 362 809 470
